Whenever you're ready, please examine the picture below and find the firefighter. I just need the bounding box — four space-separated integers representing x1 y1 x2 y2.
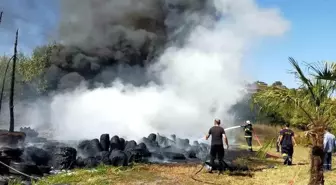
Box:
241 120 253 152
278 123 297 165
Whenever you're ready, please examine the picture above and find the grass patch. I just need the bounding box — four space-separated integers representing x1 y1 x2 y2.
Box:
33 146 336 185
34 165 162 185
32 125 335 184
8 179 23 185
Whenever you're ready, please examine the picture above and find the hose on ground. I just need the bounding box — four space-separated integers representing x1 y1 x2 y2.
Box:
0 161 40 181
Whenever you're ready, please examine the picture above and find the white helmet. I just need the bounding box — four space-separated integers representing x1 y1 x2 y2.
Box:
246 120 251 124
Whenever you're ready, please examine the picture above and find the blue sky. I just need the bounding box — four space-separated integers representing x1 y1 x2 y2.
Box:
250 0 336 88
0 0 335 88
0 0 58 54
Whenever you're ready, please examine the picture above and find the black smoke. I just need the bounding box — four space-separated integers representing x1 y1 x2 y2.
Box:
40 0 213 92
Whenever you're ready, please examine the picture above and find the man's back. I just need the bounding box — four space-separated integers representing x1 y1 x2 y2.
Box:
324 131 335 153
209 126 225 146
280 128 294 146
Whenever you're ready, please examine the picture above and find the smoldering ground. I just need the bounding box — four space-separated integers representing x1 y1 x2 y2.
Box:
0 0 289 143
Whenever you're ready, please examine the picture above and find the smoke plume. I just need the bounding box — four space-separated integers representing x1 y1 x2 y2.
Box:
10 0 289 142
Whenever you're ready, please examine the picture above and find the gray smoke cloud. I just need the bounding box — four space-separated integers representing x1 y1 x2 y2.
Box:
3 0 289 143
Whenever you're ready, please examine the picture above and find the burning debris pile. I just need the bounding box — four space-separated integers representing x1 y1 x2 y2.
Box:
0 127 212 183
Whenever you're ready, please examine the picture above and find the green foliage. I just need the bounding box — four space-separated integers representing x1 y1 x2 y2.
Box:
252 85 309 128
252 58 336 133
0 53 28 98
8 178 22 185
17 43 56 92
256 138 275 159
0 43 56 98
271 81 284 87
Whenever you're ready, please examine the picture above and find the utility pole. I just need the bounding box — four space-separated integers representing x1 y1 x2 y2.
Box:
9 29 18 132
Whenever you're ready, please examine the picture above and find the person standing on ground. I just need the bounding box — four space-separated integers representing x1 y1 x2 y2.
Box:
323 128 335 171
205 119 229 173
241 120 253 152
278 123 297 165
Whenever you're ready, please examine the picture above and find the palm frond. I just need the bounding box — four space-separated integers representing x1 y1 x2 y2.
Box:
309 61 336 81
253 85 316 124
288 57 318 104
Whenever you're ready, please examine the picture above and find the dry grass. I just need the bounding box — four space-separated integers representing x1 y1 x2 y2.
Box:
32 146 336 185
33 125 336 185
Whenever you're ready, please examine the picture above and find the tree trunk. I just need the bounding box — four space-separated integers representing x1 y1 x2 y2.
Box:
9 29 18 132
309 129 325 185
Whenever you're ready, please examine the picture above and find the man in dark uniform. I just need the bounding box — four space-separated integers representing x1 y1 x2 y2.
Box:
278 123 297 165
205 119 229 173
241 120 253 152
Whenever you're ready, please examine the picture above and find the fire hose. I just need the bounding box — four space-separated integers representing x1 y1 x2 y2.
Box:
190 158 231 185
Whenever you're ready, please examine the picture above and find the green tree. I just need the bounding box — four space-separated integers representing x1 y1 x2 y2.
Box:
252 57 336 185
253 85 311 128
271 81 283 87
0 42 56 103
0 53 29 101
17 43 55 93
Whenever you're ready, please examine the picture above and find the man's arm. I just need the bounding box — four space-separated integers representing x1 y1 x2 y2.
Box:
278 130 283 144
292 132 297 146
205 129 211 140
279 135 283 145
292 136 297 146
223 130 229 149
323 135 327 150
276 135 281 143
223 134 229 148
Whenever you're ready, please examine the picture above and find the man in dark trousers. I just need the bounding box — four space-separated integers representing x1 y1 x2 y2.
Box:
278 123 297 165
205 119 229 173
241 120 253 152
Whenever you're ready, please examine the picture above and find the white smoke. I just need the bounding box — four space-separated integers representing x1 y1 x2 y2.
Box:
20 0 289 141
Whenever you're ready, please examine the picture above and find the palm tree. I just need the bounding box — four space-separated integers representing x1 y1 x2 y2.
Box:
253 57 336 185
